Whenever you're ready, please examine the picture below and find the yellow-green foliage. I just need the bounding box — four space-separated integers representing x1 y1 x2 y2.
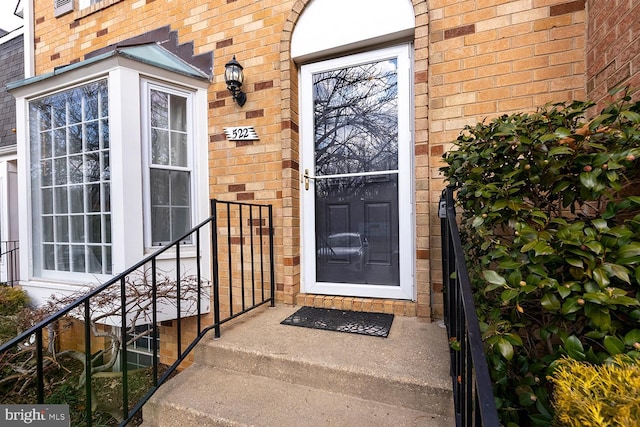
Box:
0 286 29 316
550 356 640 426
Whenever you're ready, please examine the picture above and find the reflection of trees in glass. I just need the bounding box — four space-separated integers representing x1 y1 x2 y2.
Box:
28 79 111 275
313 59 398 176
150 90 188 167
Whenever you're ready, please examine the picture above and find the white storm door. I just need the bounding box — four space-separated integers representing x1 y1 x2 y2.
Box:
301 45 414 300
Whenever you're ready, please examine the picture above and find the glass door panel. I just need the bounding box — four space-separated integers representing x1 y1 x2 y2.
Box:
301 45 413 300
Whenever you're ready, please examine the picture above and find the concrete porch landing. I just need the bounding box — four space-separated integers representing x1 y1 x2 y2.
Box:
142 304 455 426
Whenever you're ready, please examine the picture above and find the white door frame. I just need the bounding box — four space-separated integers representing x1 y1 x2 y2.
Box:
300 44 414 300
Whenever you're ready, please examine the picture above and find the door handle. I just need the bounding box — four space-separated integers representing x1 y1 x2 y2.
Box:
303 168 315 191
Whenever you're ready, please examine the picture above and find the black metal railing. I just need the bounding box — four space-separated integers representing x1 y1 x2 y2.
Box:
1 240 19 287
0 200 275 426
440 186 500 427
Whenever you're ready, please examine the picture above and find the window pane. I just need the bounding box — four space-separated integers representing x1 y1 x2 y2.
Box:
102 151 110 181
100 84 108 117
43 245 55 270
150 169 169 205
71 245 86 272
103 183 111 212
88 215 101 243
172 207 191 240
87 184 101 212
54 158 67 185
69 155 83 184
171 171 190 205
172 132 188 167
150 90 168 128
43 217 54 242
56 245 70 271
68 87 83 124
70 216 84 243
152 129 170 165
85 153 101 182
104 245 111 274
86 90 99 121
86 121 99 151
54 128 66 157
42 188 53 214
52 95 66 128
88 246 102 274
41 132 52 158
104 214 111 244
55 217 69 242
42 159 52 186
29 79 111 276
69 125 82 154
54 187 68 214
152 207 170 244
69 185 83 213
170 94 187 132
150 169 191 244
38 107 52 131
101 119 109 149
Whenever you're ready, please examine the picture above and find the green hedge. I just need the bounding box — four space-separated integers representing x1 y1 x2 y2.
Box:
441 88 640 426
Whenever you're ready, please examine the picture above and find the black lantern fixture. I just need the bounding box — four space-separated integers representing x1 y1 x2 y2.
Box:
224 55 246 107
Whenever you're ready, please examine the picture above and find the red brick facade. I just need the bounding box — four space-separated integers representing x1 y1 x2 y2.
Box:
586 0 640 109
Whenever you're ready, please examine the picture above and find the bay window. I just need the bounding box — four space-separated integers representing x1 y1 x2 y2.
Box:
10 42 210 302
29 79 111 276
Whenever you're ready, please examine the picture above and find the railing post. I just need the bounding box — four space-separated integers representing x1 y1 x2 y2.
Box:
152 257 159 387
268 204 275 308
239 205 246 311
84 301 93 427
120 277 129 422
36 328 44 404
227 203 233 317
211 199 221 339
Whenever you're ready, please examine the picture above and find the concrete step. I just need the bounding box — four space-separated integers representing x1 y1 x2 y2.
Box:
142 305 454 426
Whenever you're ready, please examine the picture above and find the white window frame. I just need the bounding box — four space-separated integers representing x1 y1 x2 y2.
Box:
28 78 112 282
141 80 196 249
12 55 211 305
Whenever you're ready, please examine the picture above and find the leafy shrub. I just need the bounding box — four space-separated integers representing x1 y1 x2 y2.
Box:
0 286 29 316
441 88 640 425
0 287 30 343
549 355 640 426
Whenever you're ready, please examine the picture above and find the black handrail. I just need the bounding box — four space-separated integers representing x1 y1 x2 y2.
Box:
0 240 19 287
440 186 500 427
0 200 275 426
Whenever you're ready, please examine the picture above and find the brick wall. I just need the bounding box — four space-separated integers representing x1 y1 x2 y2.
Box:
427 0 587 316
30 0 601 320
586 0 640 109
0 34 23 148
33 0 295 306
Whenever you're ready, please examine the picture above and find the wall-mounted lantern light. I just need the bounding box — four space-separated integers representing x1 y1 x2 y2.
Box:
224 55 246 107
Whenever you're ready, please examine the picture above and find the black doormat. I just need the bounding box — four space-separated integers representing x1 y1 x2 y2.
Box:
280 306 394 338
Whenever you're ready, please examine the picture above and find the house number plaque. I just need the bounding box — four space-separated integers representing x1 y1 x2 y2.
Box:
224 126 259 141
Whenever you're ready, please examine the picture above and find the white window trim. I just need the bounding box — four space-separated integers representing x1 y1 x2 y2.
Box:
27 77 113 283
140 80 196 250
12 57 211 305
